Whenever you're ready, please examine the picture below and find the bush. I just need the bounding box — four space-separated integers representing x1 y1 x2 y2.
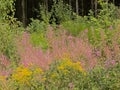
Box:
62 19 89 36
0 22 20 64
30 32 48 50
9 65 44 90
44 57 86 89
0 0 15 23
89 64 120 90
27 19 47 33
88 1 118 29
50 0 72 24
37 0 72 25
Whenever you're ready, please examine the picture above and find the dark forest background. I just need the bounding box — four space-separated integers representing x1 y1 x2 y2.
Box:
15 0 120 26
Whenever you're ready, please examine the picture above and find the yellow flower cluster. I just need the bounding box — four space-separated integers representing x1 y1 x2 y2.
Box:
33 67 43 74
58 57 86 75
12 65 43 85
50 57 86 80
12 66 32 84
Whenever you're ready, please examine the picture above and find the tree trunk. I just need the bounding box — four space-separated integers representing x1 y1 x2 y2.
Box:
113 0 115 4
22 0 27 27
45 0 48 12
91 0 94 11
94 0 98 17
81 0 84 16
76 0 79 15
69 0 71 7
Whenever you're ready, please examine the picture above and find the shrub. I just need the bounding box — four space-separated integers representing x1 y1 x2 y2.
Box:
37 0 72 25
0 0 16 23
30 32 48 50
45 57 86 89
9 65 44 89
0 22 19 64
50 0 72 24
27 19 47 33
62 19 88 36
89 64 120 90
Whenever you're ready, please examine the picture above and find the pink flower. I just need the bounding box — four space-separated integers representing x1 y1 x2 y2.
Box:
68 82 74 89
105 60 116 68
111 60 116 65
84 29 88 33
0 54 10 67
95 51 101 57
109 25 113 30
68 35 73 40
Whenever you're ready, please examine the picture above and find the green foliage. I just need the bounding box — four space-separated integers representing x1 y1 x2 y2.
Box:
0 63 119 89
38 4 51 24
62 16 90 36
50 0 72 24
0 0 16 22
27 19 47 33
89 64 120 90
62 2 119 47
0 1 120 89
89 1 118 29
37 0 72 25
45 58 86 89
8 65 45 90
0 21 23 66
0 23 15 60
27 19 49 50
30 32 48 50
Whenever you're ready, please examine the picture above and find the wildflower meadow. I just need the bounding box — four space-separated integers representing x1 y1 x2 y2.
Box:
0 0 120 90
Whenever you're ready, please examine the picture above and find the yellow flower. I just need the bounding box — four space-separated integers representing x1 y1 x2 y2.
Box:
12 66 32 84
57 66 64 70
63 69 69 75
73 62 86 75
58 58 86 75
73 62 83 71
0 76 7 81
41 77 46 82
33 68 43 74
51 73 57 79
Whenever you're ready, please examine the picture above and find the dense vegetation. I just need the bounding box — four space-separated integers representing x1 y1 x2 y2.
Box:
0 0 120 90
